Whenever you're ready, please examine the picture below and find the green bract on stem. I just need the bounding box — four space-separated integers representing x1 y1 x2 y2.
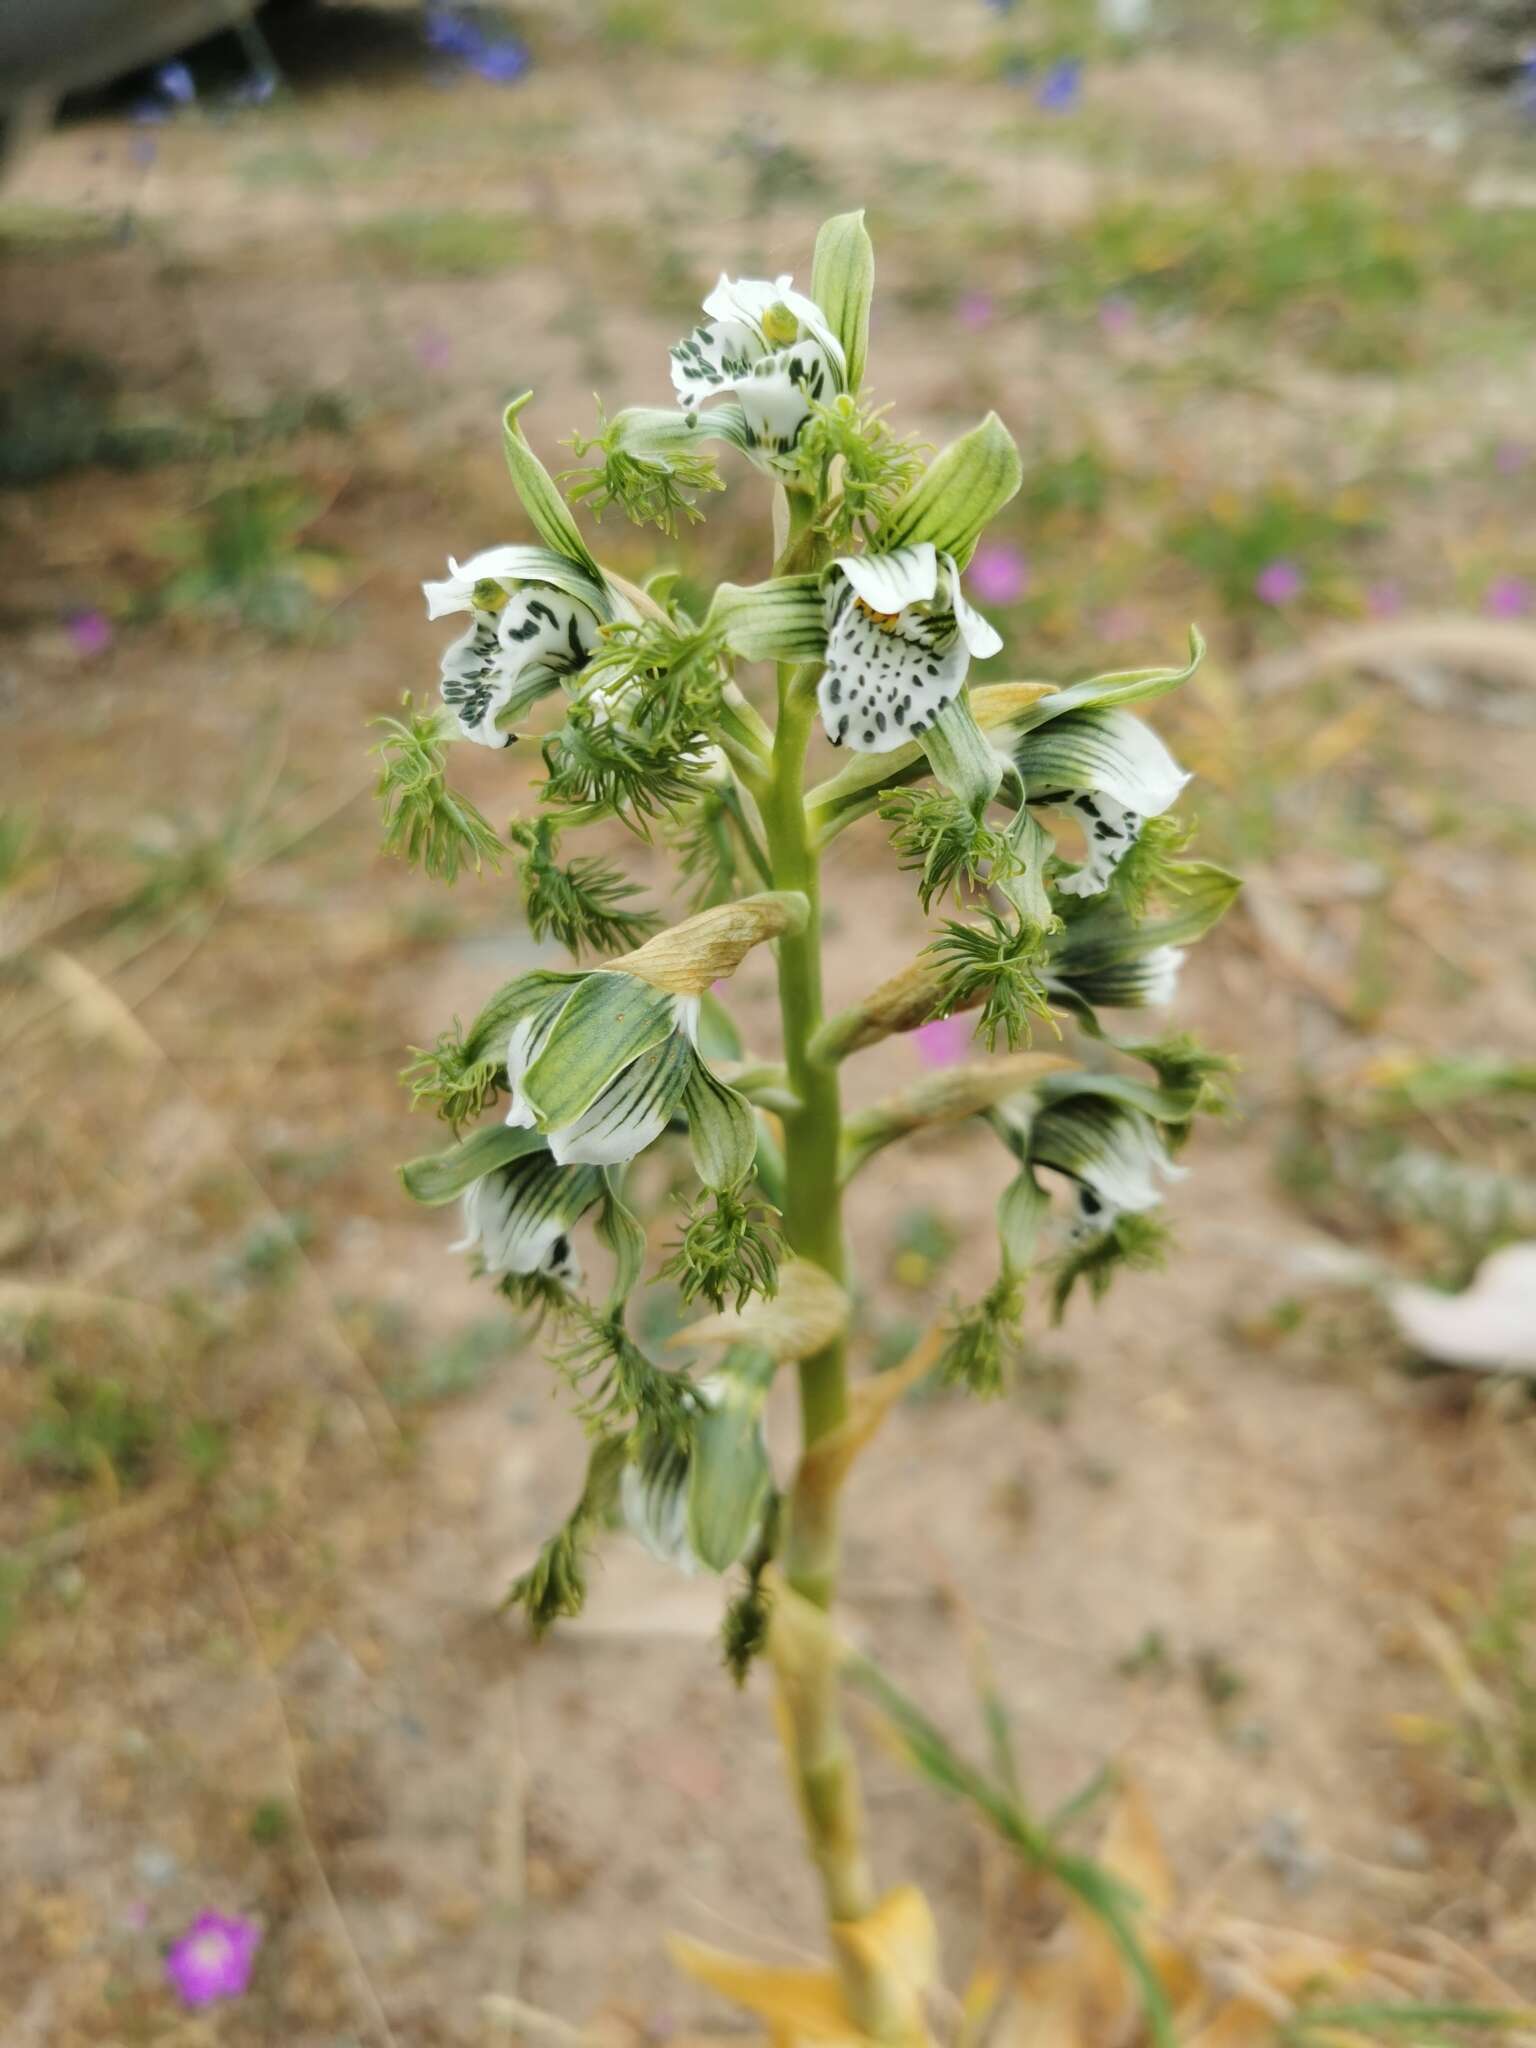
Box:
384 209 1240 2042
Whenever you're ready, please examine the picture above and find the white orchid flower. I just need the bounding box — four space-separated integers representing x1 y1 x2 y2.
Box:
815 542 1002 754
1026 1094 1185 1240
622 1362 772 1574
423 543 617 750
1047 943 1185 1013
670 273 845 470
505 974 704 1169
1014 706 1189 900
451 1149 603 1286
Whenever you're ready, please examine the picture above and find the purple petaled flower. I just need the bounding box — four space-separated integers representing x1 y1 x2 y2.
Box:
229 70 277 108
1484 574 1532 619
1036 58 1082 111
165 1912 261 2009
1254 559 1303 607
1098 292 1135 336
154 61 196 106
470 37 532 83
66 608 113 657
424 6 483 54
1365 579 1403 618
914 1015 970 1067
416 327 453 371
957 290 996 332
967 541 1029 608
1494 440 1529 475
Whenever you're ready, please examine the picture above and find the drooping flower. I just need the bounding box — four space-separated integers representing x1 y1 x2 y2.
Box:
504 972 705 1168
1017 705 1189 899
816 542 1002 752
1005 1090 1184 1241
453 1148 604 1286
622 1359 772 1573
670 274 845 470
1047 942 1183 1013
422 544 617 748
165 1911 261 2009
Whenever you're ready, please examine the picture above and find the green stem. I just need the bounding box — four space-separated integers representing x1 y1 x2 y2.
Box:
761 650 901 2032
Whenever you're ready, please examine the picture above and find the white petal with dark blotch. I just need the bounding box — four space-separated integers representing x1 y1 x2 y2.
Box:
546 1032 696 1168
1054 793 1143 898
834 543 938 615
736 338 840 461
942 552 1005 659
621 1436 700 1573
423 544 536 620
670 314 766 411
440 585 598 748
504 996 572 1129
817 580 969 753
453 1159 589 1284
702 273 841 363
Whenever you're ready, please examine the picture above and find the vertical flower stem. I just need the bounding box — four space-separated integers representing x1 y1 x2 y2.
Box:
761 647 903 2037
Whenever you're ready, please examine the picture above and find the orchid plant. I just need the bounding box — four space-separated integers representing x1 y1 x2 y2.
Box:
377 213 1239 2040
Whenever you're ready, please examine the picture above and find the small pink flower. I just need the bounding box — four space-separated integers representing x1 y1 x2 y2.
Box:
1254 559 1303 607
165 1911 261 2009
966 542 1028 608
417 328 453 371
1484 574 1532 618
957 291 995 332
1365 580 1403 618
1494 441 1528 475
66 608 112 657
1098 293 1135 336
913 1015 969 1067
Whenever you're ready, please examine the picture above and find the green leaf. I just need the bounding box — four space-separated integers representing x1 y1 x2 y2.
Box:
997 806 1056 930
687 1356 775 1573
876 411 1022 565
1050 863 1241 977
810 210 875 395
998 1167 1048 1273
400 1123 547 1206
596 1170 648 1306
682 1060 759 1191
1012 626 1205 733
919 693 1006 817
503 392 605 584
706 574 826 663
520 972 680 1129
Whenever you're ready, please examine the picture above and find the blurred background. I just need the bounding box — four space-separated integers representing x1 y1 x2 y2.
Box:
5 1 1536 2040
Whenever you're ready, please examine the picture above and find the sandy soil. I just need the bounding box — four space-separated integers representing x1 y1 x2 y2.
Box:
4 4 1536 2043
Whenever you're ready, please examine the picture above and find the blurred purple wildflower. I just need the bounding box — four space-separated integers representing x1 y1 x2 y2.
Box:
130 135 158 168
967 541 1029 608
66 609 113 658
417 328 453 371
957 290 996 332
229 71 278 108
165 1912 261 2009
1254 559 1303 607
155 62 196 106
471 37 531 82
1364 580 1403 618
1515 56 1536 119
1484 574 1532 618
1098 293 1135 336
425 8 531 82
914 1015 969 1067
1494 440 1529 475
1036 58 1082 111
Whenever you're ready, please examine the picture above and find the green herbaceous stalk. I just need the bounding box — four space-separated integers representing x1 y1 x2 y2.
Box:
377 214 1239 2039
